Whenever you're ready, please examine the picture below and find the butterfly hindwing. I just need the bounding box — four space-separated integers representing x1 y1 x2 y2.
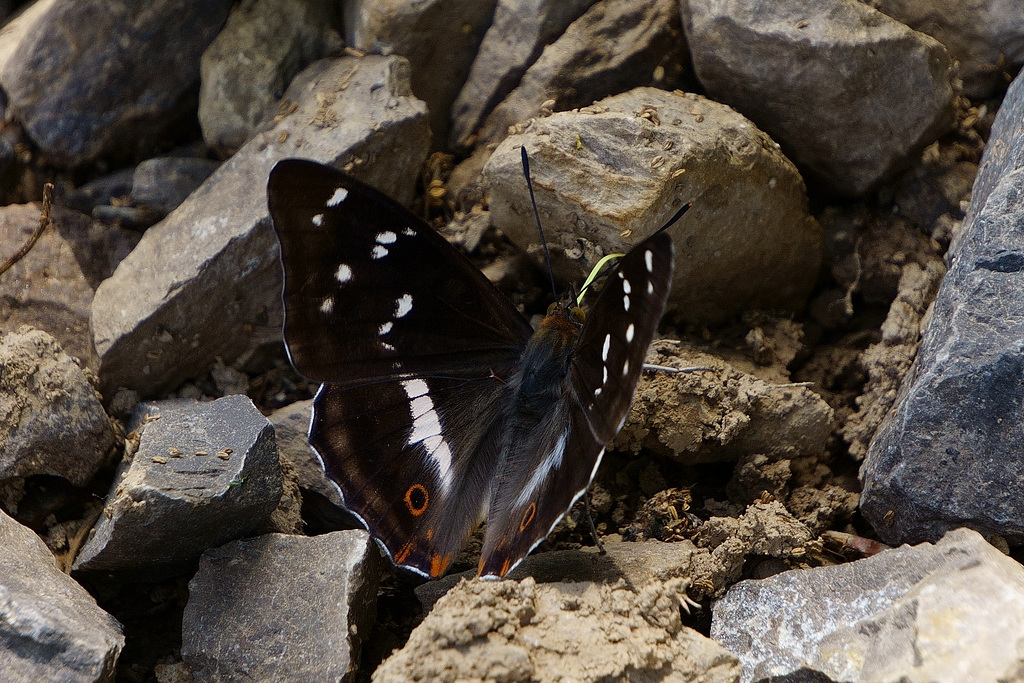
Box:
312 375 510 577
268 158 533 387
477 231 675 578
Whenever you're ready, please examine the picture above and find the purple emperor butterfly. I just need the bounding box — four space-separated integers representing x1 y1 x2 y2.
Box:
268 157 678 579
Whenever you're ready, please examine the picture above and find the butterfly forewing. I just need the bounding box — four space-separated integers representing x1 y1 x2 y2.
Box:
572 232 674 442
268 159 533 387
477 231 674 578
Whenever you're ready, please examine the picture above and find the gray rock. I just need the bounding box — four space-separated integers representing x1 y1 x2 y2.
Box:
63 169 137 216
181 531 379 683
860 68 1024 546
131 157 221 216
199 0 342 151
0 509 124 683
72 395 283 579
872 0 1024 98
484 87 822 323
478 0 687 146
0 204 139 371
0 0 232 166
268 399 344 509
90 55 430 398
0 328 116 487
376 576 740 682
680 0 954 196
449 0 599 149
711 528 1024 682
345 0 497 145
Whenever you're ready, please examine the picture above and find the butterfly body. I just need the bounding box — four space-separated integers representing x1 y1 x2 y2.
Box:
268 158 675 579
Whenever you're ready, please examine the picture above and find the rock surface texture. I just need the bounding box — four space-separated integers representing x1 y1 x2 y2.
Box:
861 67 1024 546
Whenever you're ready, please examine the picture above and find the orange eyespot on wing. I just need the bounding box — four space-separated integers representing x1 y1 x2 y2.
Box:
404 483 429 516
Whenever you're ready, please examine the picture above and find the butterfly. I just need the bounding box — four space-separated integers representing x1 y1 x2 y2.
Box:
268 156 679 579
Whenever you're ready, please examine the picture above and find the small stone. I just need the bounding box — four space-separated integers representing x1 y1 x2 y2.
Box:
182 531 379 682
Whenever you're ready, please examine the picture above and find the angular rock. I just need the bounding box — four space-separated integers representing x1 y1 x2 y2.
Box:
131 157 221 216
711 528 1024 682
449 0 599 149
478 0 687 146
484 88 822 323
616 348 834 464
860 69 1024 546
680 0 954 196
199 0 342 151
0 0 232 165
182 531 379 683
0 328 116 487
872 0 1024 98
345 0 497 145
376 576 740 683
268 399 344 510
0 204 139 371
72 395 283 579
91 55 430 398
0 509 124 683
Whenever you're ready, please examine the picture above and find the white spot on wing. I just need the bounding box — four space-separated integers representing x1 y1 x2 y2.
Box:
515 429 569 507
372 245 388 259
335 264 352 284
626 323 635 342
623 294 630 311
645 249 653 273
395 294 413 318
376 231 397 244
647 280 654 295
594 386 602 396
378 321 393 336
381 342 395 352
602 365 608 385
622 278 631 294
402 227 416 236
402 379 454 492
319 297 334 314
312 213 324 226
622 358 630 376
327 187 349 207
602 334 611 362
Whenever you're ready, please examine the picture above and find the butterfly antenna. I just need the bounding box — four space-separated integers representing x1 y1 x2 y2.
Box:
656 201 693 236
520 147 559 299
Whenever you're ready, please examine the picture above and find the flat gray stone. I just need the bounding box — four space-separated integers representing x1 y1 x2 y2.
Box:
72 395 282 579
90 55 430 398
131 157 221 216
0 509 123 683
345 0 496 145
484 87 822 323
681 0 954 196
860 68 1024 546
449 0 599 149
0 328 116 487
478 0 687 147
182 531 379 683
199 0 342 151
711 528 1024 682
0 0 231 165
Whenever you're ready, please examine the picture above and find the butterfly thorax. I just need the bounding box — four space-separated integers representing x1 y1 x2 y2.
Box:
509 299 584 420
